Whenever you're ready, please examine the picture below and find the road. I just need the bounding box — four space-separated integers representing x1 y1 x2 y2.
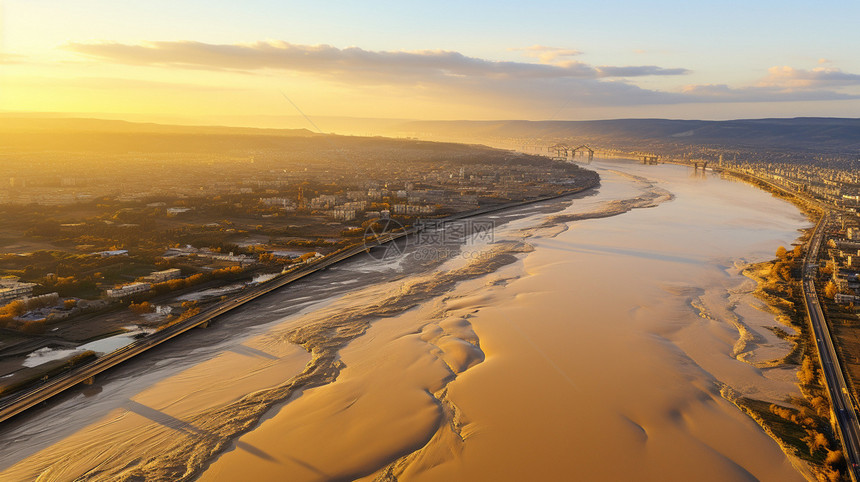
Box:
802 214 860 480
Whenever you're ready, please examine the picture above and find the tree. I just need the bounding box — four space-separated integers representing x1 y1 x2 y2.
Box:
798 356 818 386
825 449 844 467
776 246 788 259
5 300 27 316
824 281 838 299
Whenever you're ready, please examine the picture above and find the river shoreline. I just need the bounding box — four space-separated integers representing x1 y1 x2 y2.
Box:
0 175 601 419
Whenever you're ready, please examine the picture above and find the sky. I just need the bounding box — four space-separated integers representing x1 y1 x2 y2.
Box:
2 0 859 126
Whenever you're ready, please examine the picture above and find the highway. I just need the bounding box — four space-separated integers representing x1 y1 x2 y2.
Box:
0 185 593 423
802 214 860 480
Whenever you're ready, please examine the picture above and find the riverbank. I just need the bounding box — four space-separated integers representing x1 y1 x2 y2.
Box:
709 165 853 480
0 176 601 421
734 252 845 481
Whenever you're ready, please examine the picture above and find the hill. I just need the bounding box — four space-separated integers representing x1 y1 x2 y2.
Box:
0 116 318 153
392 117 860 166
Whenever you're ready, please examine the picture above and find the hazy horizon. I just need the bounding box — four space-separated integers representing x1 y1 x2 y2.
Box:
3 1 860 124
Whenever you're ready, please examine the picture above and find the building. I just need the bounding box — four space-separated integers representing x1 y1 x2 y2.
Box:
392 204 436 215
309 195 337 210
260 197 297 210
332 208 357 221
848 227 860 241
94 249 129 258
342 200 367 211
106 282 151 299
346 190 366 201
0 278 37 305
835 293 860 304
144 268 182 283
166 207 192 216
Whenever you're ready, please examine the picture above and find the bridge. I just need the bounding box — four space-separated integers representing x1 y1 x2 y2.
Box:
638 154 660 165
637 154 710 170
547 143 595 163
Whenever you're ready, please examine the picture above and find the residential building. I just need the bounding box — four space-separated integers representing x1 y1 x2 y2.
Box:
0 279 37 305
144 268 182 283
106 282 151 299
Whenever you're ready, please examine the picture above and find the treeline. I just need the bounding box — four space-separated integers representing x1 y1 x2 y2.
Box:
0 293 60 333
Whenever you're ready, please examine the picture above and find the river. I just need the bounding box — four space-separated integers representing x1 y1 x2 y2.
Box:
0 159 812 481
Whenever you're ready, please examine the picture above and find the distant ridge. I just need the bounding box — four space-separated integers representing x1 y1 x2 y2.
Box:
2 115 857 164
393 117 860 158
0 116 318 153
0 116 318 137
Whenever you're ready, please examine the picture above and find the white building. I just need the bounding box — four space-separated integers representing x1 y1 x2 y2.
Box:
144 268 182 283
0 278 37 305
260 197 297 210
166 207 192 216
94 249 129 258
332 208 357 221
309 195 337 210
106 282 151 299
392 204 435 215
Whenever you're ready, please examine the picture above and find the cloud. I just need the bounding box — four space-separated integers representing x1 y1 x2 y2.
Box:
597 65 689 77
681 82 858 102
758 66 860 90
62 40 699 110
61 41 860 110
65 40 686 81
679 64 860 103
508 45 582 64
